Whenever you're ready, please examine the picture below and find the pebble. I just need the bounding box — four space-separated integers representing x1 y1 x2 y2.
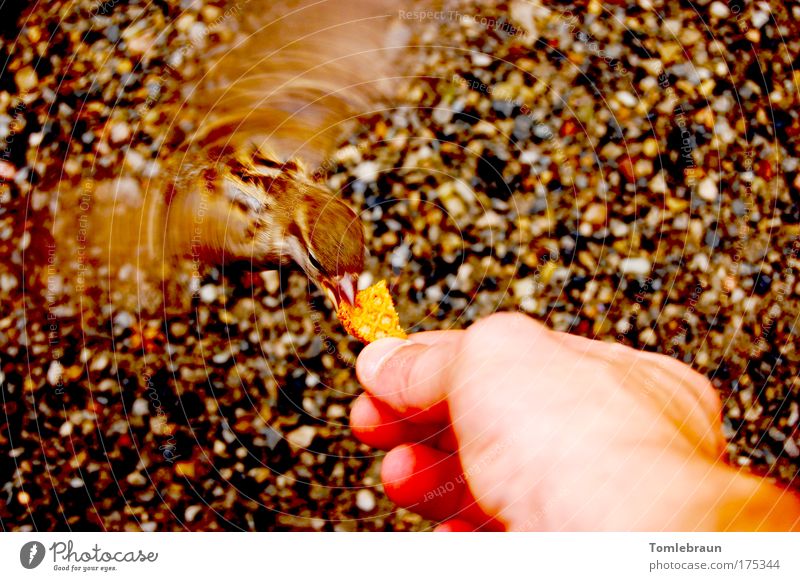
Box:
132 398 150 416
110 122 131 143
642 138 658 158
751 10 769 29
582 203 607 225
471 53 492 66
199 284 218 303
286 425 316 449
697 177 718 202
356 489 376 512
353 161 380 183
185 505 202 522
47 361 64 386
326 404 346 419
616 91 638 108
784 438 800 459
768 427 786 442
709 2 730 18
619 257 651 276
15 67 38 92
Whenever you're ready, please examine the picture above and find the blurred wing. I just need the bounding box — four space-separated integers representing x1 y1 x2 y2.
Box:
187 0 412 166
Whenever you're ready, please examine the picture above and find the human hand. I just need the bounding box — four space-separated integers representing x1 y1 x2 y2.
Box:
350 313 800 531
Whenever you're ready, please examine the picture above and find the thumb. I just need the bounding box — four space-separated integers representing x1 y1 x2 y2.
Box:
356 334 463 418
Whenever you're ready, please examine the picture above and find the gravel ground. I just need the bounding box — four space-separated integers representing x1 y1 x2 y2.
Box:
1 0 799 531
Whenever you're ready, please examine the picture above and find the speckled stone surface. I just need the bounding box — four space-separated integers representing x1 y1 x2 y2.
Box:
1 0 798 531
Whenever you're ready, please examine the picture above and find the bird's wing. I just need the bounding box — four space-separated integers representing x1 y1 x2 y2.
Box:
185 0 412 167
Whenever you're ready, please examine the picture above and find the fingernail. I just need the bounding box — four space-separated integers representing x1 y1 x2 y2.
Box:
358 338 412 384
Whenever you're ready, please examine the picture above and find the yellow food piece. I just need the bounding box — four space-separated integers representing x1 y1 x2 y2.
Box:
337 280 406 343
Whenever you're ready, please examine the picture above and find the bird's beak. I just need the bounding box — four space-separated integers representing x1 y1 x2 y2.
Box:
323 273 357 309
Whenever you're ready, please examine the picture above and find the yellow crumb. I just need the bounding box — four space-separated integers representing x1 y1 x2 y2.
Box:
337 280 406 343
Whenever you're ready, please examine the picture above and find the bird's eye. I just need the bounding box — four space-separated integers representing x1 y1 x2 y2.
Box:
308 252 324 273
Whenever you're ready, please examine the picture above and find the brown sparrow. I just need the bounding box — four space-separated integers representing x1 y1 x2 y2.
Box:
164 144 363 307
55 0 412 308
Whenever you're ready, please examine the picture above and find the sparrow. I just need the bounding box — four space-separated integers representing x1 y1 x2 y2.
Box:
155 0 411 306
164 144 363 308
56 0 411 309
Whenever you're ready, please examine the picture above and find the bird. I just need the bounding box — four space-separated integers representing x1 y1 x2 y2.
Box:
56 0 414 309
163 142 364 308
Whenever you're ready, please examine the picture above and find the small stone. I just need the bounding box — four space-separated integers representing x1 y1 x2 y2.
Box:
432 106 453 125
784 438 800 459
15 67 38 92
768 427 786 442
471 53 492 67
113 311 133 329
618 156 635 182
616 91 638 108
709 1 730 18
0 160 16 180
110 122 131 143
745 28 760 43
583 203 607 225
356 489 376 512
642 138 659 158
751 11 769 29
47 361 64 386
185 505 202 522
17 491 30 505
286 425 316 449
132 398 149 416
697 177 718 202
619 257 651 276
199 284 218 303
59 422 73 437
512 277 535 298
327 404 346 419
354 161 380 183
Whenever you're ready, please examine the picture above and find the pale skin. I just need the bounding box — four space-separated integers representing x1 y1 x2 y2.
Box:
350 313 800 531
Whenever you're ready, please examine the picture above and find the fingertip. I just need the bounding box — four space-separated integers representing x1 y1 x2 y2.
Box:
349 393 404 450
380 443 463 518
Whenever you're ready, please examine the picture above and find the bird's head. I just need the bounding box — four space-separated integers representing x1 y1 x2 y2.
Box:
220 147 365 307
283 181 364 309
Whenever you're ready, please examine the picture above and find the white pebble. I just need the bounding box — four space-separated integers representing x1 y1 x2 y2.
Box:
260 271 280 294
356 489 376 512
784 438 800 458
185 505 202 522
619 257 651 276
616 91 638 108
110 122 131 143
0 273 17 292
709 2 730 18
697 177 718 202
354 161 380 182
132 398 150 416
751 10 769 28
199 284 218 303
47 361 64 386
286 425 316 449
471 53 492 67
512 277 536 298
